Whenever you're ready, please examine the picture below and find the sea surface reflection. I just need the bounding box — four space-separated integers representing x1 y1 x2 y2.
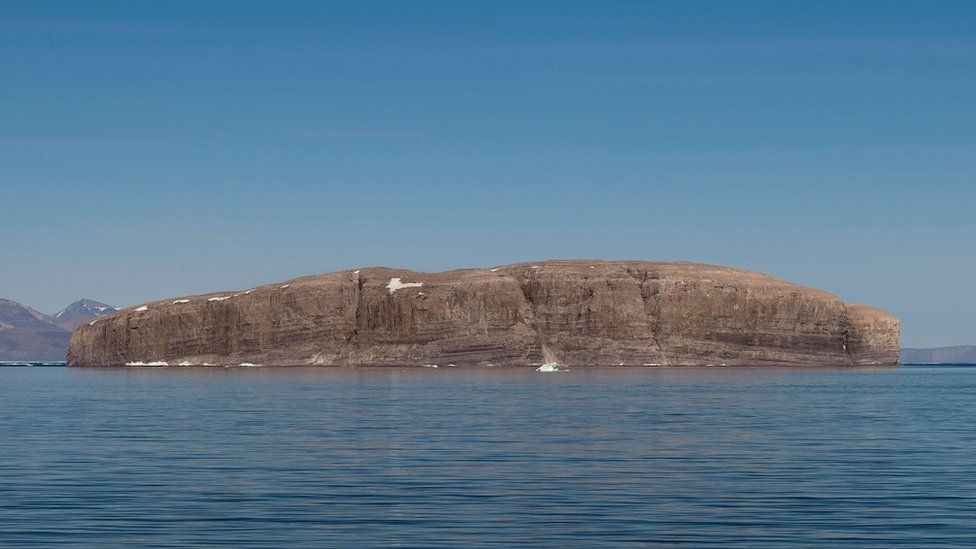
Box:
2 365 976 546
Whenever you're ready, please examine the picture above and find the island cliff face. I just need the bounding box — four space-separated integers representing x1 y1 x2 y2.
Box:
67 261 900 367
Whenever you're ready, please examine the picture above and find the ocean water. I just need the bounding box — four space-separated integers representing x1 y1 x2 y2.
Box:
2 365 976 547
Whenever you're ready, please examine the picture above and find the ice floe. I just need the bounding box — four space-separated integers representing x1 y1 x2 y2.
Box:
536 363 561 372
386 277 423 294
126 361 169 367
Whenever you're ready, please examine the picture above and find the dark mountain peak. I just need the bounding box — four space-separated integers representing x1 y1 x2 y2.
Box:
0 298 69 361
1 298 119 360
0 298 55 330
54 299 117 331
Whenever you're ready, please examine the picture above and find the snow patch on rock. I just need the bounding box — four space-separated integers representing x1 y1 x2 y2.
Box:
387 277 423 294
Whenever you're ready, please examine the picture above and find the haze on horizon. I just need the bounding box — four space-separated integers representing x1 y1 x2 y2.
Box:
1 1 973 348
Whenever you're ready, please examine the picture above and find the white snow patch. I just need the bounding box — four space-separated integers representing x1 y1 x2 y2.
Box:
173 299 190 304
208 296 230 302
353 270 360 274
89 320 98 326
126 361 168 367
536 363 560 372
280 284 290 289
423 364 439 368
490 268 500 272
417 292 426 296
179 361 193 366
531 265 542 269
244 289 254 295
386 277 423 294
590 265 596 269
135 306 148 312
239 363 259 367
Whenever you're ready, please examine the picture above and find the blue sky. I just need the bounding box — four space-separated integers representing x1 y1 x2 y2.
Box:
1 1 973 347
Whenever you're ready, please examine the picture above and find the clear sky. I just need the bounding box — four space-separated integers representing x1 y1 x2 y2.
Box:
1 1 973 347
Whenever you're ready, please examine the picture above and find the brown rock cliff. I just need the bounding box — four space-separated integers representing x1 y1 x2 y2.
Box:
67 261 900 367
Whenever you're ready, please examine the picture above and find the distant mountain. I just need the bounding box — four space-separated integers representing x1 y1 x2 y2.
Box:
0 298 55 329
53 299 117 331
901 346 976 365
0 298 116 361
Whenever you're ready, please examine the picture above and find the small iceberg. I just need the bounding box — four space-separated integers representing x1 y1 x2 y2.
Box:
536 363 560 372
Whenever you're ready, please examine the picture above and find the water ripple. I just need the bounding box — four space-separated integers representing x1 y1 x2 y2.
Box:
2 366 976 546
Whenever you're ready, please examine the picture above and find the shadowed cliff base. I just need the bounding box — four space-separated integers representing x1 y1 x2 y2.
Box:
68 260 900 368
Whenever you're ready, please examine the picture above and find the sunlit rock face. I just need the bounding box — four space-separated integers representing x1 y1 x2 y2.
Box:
68 260 899 367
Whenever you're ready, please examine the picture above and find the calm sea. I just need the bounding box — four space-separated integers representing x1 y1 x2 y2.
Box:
2 365 976 547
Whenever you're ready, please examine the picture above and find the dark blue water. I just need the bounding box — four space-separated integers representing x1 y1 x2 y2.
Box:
2 366 976 547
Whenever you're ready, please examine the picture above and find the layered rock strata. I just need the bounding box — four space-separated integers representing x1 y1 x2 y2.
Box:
68 261 900 367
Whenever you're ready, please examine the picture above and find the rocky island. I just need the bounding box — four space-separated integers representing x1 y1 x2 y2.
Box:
67 260 900 367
